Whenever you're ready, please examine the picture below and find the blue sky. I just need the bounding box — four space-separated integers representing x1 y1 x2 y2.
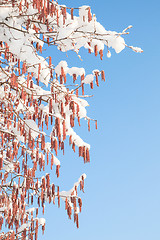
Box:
39 0 160 239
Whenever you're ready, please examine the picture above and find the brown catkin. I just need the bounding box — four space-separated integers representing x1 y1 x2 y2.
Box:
88 7 92 22
94 45 98 56
95 72 99 87
101 70 105 81
49 56 52 66
88 42 91 54
56 165 60 178
95 120 98 129
71 8 74 20
88 119 90 131
99 49 103 60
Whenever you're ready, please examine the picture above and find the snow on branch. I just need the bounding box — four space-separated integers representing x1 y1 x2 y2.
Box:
0 0 142 239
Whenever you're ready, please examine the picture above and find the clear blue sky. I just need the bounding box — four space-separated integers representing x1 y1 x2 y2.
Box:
40 0 160 239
